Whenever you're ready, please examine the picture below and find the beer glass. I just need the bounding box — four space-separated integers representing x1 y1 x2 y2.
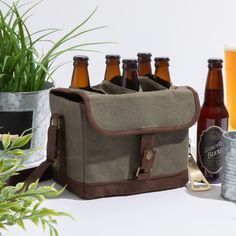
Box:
224 45 236 130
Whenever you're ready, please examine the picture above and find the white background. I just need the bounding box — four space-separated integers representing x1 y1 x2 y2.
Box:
3 0 236 235
20 0 236 104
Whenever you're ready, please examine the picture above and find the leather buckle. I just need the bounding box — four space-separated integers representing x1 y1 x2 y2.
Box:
136 149 155 178
136 167 152 177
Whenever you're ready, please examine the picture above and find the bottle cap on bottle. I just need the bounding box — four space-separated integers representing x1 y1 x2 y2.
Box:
154 57 170 67
122 59 138 69
208 58 223 68
73 55 89 66
137 52 152 62
105 54 121 59
105 54 121 65
73 55 89 61
154 57 170 62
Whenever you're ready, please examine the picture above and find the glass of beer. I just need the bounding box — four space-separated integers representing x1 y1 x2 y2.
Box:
224 45 236 130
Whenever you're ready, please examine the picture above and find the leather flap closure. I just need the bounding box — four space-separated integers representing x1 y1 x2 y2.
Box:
50 86 200 136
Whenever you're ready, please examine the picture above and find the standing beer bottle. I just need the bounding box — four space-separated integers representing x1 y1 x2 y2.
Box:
104 54 121 85
154 57 171 88
70 55 90 90
121 59 140 91
137 52 152 78
197 58 229 183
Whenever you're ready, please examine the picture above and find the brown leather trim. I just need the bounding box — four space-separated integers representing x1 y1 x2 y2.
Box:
136 133 156 179
50 86 200 137
24 160 53 186
52 169 188 199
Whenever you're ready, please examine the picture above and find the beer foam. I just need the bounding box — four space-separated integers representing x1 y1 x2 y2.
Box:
225 44 236 51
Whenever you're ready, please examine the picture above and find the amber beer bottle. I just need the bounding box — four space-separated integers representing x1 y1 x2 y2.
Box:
104 54 121 85
121 59 140 91
137 52 152 78
70 55 90 90
154 57 171 88
197 58 229 183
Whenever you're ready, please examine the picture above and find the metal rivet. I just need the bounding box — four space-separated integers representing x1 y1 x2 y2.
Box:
146 150 153 160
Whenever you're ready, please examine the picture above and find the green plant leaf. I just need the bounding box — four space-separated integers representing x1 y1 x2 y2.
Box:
31 217 39 226
0 130 70 235
13 182 24 192
17 220 26 230
0 1 108 92
8 149 25 156
44 186 66 198
2 55 10 71
10 133 32 148
2 133 11 150
28 179 39 190
0 208 9 216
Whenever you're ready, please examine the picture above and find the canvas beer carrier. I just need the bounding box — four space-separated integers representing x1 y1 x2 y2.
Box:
26 67 209 199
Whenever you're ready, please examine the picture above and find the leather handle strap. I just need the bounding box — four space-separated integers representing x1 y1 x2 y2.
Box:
24 114 65 186
136 133 156 179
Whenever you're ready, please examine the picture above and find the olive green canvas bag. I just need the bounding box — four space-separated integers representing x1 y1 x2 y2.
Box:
29 77 200 199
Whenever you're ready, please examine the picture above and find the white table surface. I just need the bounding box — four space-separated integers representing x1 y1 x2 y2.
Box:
5 126 236 236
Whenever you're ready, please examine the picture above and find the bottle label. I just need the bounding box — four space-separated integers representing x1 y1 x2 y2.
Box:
198 126 224 174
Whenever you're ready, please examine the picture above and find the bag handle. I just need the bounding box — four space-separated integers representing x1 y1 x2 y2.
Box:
24 114 65 186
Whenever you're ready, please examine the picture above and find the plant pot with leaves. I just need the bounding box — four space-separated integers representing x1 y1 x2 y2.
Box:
0 0 105 173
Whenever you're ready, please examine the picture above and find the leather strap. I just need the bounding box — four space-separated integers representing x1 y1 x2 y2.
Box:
136 133 156 179
24 114 65 186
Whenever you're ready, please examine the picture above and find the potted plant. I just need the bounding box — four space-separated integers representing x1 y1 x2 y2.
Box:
0 133 70 235
0 0 106 169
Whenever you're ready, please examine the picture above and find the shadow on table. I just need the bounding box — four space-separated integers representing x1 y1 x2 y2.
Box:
185 183 224 201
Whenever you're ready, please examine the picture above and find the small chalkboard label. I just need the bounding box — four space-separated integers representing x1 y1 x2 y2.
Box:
0 111 33 149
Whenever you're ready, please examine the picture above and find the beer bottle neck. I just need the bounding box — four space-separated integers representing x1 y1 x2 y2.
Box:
138 62 152 77
122 68 139 91
70 64 90 89
104 63 121 81
204 68 224 104
123 68 137 80
154 63 171 82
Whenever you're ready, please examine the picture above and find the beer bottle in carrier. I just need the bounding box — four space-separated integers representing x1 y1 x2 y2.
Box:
104 54 121 85
197 58 229 183
137 52 152 78
70 55 90 90
121 59 140 91
154 57 171 88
